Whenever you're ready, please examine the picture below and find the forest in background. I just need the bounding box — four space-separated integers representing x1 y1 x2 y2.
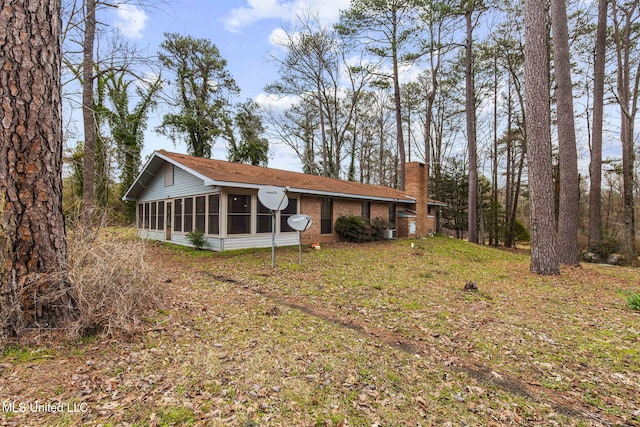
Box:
59 0 639 261
4 0 640 359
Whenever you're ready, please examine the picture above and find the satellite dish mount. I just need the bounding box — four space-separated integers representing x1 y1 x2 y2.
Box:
287 214 313 264
258 186 289 267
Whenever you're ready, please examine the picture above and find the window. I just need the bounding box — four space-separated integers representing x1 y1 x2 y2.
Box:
195 196 206 233
208 194 220 235
321 198 333 234
256 201 272 233
227 194 251 234
158 201 165 230
144 202 150 229
389 203 396 228
174 199 182 232
280 198 298 232
137 204 143 228
150 202 157 230
184 197 193 232
164 164 174 186
362 201 370 220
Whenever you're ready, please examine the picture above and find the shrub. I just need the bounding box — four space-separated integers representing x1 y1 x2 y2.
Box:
335 215 369 242
370 217 391 239
589 240 620 258
67 223 162 338
185 230 208 250
627 291 640 311
512 220 530 243
335 216 389 243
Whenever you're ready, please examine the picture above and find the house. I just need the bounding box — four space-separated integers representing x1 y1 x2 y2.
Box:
122 150 446 251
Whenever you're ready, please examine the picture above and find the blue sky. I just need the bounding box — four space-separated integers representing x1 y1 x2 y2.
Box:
81 0 624 177
100 0 351 171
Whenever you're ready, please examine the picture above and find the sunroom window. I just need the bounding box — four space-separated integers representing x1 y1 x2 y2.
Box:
227 194 251 234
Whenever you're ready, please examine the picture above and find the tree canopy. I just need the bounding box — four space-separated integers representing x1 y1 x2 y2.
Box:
157 33 240 158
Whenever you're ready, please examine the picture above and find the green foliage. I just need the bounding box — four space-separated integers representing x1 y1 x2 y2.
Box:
626 291 640 311
370 217 390 235
1 346 55 363
438 158 468 238
589 240 620 258
335 216 389 242
157 33 239 158
335 216 368 242
185 230 209 250
66 66 161 224
227 99 269 166
66 143 84 199
158 406 194 427
104 70 162 222
512 219 530 243
338 0 424 70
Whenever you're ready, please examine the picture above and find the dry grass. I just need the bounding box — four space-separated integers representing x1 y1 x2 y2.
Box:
1 234 639 426
66 225 162 338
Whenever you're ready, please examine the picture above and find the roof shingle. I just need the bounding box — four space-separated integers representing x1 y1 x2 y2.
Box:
160 150 416 202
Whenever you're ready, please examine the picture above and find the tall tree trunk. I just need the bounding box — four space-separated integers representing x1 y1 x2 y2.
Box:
465 8 478 243
392 8 406 190
491 54 499 247
379 105 385 185
505 78 514 247
1 0 77 338
349 117 358 182
589 0 608 247
509 146 526 248
317 79 329 177
81 0 96 223
423 18 441 197
551 0 580 265
525 0 560 275
424 93 433 177
612 0 638 264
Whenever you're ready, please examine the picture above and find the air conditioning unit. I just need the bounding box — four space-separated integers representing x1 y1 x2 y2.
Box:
383 229 396 239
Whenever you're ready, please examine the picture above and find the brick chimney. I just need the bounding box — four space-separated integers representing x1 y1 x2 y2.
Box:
405 162 429 237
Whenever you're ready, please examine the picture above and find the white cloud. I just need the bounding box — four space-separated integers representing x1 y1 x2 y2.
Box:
398 63 422 84
255 93 298 111
268 27 290 47
114 4 148 39
223 0 351 33
136 72 163 91
268 27 306 49
268 142 303 171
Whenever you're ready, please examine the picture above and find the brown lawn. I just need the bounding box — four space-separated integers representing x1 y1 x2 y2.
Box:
1 233 639 426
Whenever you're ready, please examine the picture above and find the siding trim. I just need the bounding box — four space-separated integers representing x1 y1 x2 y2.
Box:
154 151 217 186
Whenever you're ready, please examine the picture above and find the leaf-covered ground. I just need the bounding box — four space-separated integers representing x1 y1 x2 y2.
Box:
1 234 639 426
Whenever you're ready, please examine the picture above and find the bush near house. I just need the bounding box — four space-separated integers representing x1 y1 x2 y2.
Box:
185 230 208 250
335 215 389 242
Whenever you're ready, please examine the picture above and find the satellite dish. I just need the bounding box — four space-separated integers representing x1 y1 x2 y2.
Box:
288 214 313 232
288 214 313 265
258 186 289 211
259 186 289 268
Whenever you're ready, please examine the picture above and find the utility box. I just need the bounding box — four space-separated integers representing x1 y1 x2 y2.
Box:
396 210 417 238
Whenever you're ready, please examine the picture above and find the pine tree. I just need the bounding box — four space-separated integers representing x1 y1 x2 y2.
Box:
1 0 78 338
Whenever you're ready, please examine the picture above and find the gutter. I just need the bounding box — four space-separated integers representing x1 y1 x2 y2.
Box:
211 181 415 204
